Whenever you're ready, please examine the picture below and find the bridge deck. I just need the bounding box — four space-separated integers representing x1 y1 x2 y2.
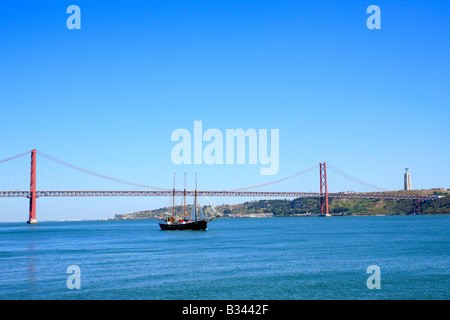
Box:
0 190 436 200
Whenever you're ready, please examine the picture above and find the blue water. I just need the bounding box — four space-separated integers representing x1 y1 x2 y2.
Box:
0 216 448 300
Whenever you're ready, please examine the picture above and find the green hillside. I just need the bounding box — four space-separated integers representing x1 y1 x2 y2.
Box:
115 190 450 219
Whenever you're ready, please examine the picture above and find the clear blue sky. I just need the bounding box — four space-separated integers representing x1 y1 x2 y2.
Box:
1 1 449 221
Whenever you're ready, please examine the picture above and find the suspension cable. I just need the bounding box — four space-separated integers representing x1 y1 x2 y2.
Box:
230 164 317 191
37 151 170 191
327 164 387 192
0 150 31 164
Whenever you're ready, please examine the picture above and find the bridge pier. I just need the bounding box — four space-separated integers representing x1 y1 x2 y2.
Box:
27 149 37 224
413 197 421 215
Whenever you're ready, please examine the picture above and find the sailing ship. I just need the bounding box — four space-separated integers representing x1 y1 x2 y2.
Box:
159 173 214 230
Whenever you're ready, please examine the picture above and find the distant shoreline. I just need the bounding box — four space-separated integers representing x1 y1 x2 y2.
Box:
112 212 449 221
115 191 450 220
2 213 450 224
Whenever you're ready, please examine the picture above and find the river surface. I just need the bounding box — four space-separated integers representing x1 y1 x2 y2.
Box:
0 216 448 299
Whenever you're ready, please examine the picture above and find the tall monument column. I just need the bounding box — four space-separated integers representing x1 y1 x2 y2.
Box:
404 168 412 191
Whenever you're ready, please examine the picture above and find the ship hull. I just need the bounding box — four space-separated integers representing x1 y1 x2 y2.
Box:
159 220 207 230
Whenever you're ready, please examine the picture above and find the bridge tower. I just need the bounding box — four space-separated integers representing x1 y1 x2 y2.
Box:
27 149 38 224
319 162 329 216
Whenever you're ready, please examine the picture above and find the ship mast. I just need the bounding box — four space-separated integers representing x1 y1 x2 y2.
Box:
194 172 197 222
183 171 186 221
172 173 175 219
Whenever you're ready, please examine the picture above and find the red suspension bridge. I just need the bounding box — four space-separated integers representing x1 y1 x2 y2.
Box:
0 150 435 224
